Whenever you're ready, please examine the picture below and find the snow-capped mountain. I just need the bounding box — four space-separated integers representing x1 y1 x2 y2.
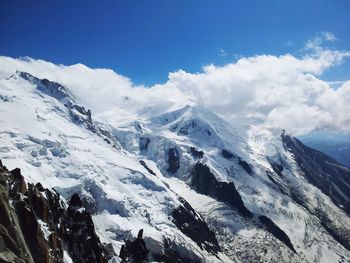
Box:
1 70 350 263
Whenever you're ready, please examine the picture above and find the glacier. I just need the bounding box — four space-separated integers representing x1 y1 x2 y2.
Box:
0 68 350 263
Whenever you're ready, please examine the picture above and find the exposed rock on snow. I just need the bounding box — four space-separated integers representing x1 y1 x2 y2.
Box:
191 163 252 217
167 148 180 173
172 196 222 256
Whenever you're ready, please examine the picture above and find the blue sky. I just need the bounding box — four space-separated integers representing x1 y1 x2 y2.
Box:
0 0 349 86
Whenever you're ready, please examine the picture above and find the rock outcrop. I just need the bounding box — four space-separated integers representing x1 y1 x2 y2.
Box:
191 162 252 217
119 229 149 262
0 161 34 263
172 197 222 255
62 194 109 263
167 148 180 173
0 161 113 263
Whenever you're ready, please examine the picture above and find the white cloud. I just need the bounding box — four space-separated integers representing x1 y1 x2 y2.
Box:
0 33 349 135
219 48 227 57
322 31 337 42
0 56 188 115
304 32 338 53
158 49 350 134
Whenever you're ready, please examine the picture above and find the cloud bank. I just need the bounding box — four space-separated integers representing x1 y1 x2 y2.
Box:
162 50 350 134
0 34 349 135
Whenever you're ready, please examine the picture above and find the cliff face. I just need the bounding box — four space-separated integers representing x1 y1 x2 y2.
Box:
0 161 35 263
0 161 111 263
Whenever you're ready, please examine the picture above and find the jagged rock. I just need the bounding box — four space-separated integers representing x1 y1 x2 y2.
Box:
190 147 203 159
119 229 149 262
0 163 34 263
63 194 109 263
69 104 95 131
39 78 71 102
14 195 62 263
10 177 64 263
9 168 27 195
35 182 45 192
0 161 114 263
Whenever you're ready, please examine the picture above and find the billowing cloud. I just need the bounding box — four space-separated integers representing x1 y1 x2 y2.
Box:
159 48 350 134
0 34 349 135
0 56 188 115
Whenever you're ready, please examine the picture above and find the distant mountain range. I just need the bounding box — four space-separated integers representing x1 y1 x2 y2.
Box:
302 139 350 168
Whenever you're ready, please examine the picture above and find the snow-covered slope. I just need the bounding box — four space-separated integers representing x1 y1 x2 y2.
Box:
1 71 350 263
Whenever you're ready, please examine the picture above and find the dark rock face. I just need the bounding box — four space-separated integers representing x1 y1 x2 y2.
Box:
191 163 252 217
62 194 109 263
119 229 149 262
9 168 27 194
238 158 253 175
190 147 203 159
69 193 83 207
139 160 156 176
172 197 221 255
0 162 34 263
1 162 63 263
167 148 180 173
38 77 71 102
282 134 350 212
258 215 296 253
0 161 113 263
221 149 234 159
139 137 151 151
